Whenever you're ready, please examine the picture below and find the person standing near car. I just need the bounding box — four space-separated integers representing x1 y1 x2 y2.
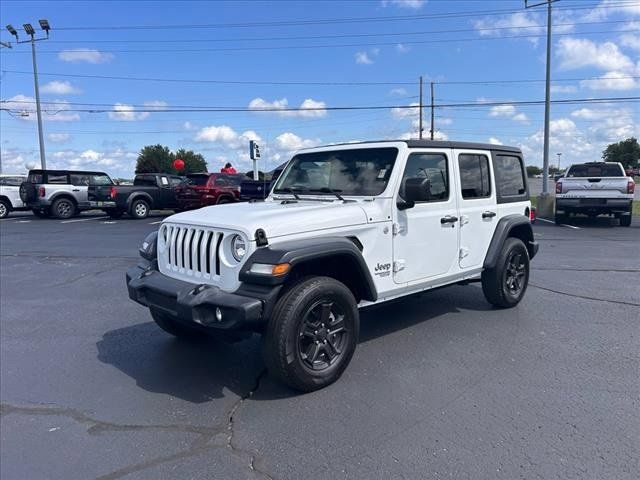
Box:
220 162 237 174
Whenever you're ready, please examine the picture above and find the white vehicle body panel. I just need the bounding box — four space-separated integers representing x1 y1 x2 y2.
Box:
0 175 27 209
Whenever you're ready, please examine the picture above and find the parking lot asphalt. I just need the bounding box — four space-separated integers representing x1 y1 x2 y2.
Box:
1 211 639 480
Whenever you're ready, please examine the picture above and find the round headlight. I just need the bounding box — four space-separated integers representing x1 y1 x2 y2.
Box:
231 234 247 262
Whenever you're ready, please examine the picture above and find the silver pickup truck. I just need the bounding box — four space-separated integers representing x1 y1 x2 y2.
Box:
555 162 635 226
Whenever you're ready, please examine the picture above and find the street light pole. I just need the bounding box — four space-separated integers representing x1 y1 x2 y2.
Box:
557 152 562 172
5 20 51 170
30 37 46 169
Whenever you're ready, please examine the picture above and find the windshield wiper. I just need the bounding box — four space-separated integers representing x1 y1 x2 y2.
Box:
274 187 301 200
311 187 344 201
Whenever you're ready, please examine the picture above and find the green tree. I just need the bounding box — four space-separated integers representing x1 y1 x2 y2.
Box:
602 137 640 169
135 145 173 174
173 148 207 174
526 165 542 177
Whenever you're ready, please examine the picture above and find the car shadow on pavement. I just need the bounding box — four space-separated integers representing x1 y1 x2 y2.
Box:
96 285 492 401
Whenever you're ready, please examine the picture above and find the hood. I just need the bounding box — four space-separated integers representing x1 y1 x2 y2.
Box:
165 199 369 240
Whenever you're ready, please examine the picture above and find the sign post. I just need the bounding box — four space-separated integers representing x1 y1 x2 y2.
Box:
249 140 261 181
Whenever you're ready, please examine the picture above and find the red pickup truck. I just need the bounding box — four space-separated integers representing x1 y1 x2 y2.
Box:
175 173 244 210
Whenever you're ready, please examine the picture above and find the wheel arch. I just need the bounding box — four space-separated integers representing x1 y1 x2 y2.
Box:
127 192 153 209
483 214 538 269
239 236 377 303
49 192 78 206
0 195 12 208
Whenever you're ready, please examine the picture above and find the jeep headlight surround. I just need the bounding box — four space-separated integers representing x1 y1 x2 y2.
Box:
230 234 247 262
139 231 158 260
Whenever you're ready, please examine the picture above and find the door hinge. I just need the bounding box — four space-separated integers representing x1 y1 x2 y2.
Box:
459 247 470 260
393 260 406 273
392 223 405 235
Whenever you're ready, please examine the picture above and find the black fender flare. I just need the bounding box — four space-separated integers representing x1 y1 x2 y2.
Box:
49 192 78 206
127 192 153 210
239 236 377 302
483 214 538 269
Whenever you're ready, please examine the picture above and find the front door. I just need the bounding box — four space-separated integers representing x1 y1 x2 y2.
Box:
454 149 498 269
393 150 459 284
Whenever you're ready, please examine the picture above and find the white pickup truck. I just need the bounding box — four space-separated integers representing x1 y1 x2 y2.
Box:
555 162 635 226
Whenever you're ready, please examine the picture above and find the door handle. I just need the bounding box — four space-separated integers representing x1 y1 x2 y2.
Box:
440 215 458 224
482 211 496 219
72 189 80 192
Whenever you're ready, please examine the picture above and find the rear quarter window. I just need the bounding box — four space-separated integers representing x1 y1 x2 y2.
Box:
46 174 68 184
493 153 528 203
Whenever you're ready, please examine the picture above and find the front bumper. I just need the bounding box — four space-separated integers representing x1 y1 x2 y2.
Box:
126 264 264 331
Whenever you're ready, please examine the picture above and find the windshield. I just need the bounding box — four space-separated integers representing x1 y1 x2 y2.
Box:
273 147 398 196
567 164 624 177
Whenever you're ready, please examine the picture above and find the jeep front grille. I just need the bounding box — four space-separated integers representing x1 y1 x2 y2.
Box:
161 224 224 278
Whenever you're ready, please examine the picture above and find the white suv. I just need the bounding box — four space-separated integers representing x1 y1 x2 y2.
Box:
0 174 27 218
127 140 538 391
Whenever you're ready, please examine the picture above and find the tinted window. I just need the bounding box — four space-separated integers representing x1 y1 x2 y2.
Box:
134 176 156 186
28 173 44 183
89 174 113 186
169 176 184 186
187 175 210 186
275 148 398 196
0 176 25 186
214 176 229 186
567 164 624 177
47 174 68 184
399 153 449 201
458 154 491 199
495 155 526 196
70 174 91 186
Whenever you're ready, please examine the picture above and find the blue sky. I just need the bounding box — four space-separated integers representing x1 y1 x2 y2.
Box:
1 0 638 177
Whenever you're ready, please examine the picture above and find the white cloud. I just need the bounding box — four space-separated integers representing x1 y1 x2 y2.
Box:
248 97 327 118
47 133 71 143
389 88 408 96
620 32 640 51
355 51 373 65
551 84 578 94
194 125 262 149
488 137 503 145
2 94 80 122
396 43 411 53
183 121 196 131
381 0 426 9
40 81 82 95
582 0 640 21
391 102 419 119
473 12 543 45
58 49 114 64
274 132 322 151
107 100 167 121
556 38 634 71
580 71 639 91
489 104 529 124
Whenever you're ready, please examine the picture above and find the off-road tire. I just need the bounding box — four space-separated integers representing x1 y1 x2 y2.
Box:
554 210 564 225
481 237 530 309
263 276 359 392
130 199 150 219
51 197 76 219
0 199 9 219
217 196 232 205
620 211 632 227
150 308 204 339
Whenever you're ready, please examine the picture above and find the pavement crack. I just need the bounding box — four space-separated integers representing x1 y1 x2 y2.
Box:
529 283 640 307
225 368 274 480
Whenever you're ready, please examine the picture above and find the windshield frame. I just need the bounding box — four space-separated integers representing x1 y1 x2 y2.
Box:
272 145 400 198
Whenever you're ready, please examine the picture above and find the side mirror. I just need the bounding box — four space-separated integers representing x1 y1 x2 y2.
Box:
398 177 431 210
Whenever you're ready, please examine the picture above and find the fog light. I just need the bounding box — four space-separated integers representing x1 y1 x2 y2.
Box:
215 307 223 322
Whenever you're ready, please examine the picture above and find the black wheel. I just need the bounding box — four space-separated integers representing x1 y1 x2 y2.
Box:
32 208 49 218
106 209 124 219
150 308 204 339
554 210 563 225
481 237 530 309
217 196 232 205
263 277 359 392
51 198 76 219
620 212 632 227
130 199 150 219
0 199 9 219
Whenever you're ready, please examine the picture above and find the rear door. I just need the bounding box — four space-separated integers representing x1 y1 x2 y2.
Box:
392 149 460 284
454 149 497 269
69 173 92 205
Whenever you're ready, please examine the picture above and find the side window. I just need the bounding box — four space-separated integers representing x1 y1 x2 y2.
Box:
215 177 229 186
46 174 68 184
458 154 491 199
400 153 449 202
169 177 183 187
28 173 44 183
70 174 91 186
496 155 526 197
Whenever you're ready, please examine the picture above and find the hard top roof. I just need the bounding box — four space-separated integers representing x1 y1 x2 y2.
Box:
29 169 109 175
304 139 521 153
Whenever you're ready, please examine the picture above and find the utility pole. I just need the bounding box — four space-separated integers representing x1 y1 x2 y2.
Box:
430 82 435 141
5 20 51 169
525 0 556 198
418 76 423 140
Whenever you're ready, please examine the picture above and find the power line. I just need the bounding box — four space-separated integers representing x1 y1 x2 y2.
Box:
3 28 635 54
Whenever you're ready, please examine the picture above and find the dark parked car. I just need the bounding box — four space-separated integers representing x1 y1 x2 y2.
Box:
175 173 243 210
20 169 113 219
239 163 286 201
88 173 184 219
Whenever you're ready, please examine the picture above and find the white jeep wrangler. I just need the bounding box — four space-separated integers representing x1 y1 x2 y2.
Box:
127 140 538 391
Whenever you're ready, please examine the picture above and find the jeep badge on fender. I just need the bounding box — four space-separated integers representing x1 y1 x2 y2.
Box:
126 140 538 392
